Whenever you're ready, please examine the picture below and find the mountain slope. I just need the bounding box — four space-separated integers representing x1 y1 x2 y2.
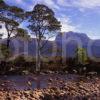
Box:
56 31 100 58
0 31 100 60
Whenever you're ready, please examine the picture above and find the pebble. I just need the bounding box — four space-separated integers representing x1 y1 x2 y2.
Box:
0 75 99 99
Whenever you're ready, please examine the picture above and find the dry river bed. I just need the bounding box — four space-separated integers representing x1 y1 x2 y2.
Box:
0 74 100 100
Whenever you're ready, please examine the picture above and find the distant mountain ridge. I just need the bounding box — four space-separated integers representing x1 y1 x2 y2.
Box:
56 31 100 59
0 31 100 60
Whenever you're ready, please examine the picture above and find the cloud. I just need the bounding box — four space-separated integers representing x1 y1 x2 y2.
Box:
21 0 78 32
4 0 60 11
0 23 7 38
39 0 60 10
7 0 100 14
15 0 23 4
75 0 100 9
58 15 78 32
31 0 61 11
4 0 78 33
5 0 100 11
57 0 100 11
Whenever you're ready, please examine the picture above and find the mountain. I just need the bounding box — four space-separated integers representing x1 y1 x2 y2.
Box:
1 31 100 61
1 37 54 57
56 31 100 59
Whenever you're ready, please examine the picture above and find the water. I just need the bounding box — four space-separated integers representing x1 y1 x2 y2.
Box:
0 74 80 90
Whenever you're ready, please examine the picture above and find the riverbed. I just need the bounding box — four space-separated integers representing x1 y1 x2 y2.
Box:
0 74 80 90
0 74 100 99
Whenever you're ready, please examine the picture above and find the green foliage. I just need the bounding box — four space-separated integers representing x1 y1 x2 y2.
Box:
13 55 25 64
0 1 24 48
76 47 88 65
0 44 11 60
28 4 61 36
0 0 3 2
15 28 30 40
12 55 36 75
0 0 5 6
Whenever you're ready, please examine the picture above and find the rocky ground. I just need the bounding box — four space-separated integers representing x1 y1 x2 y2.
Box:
0 74 100 100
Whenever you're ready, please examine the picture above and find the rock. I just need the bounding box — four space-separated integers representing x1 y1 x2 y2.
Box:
0 74 99 99
40 72 46 75
48 71 54 74
65 71 68 74
27 81 32 86
48 78 53 82
6 96 12 100
24 91 30 97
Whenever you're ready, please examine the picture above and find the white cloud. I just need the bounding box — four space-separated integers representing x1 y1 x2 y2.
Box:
3 0 78 33
14 0 60 11
57 0 73 7
0 23 7 38
41 0 60 10
58 15 77 32
75 0 100 9
57 0 100 10
5 0 100 11
16 0 23 4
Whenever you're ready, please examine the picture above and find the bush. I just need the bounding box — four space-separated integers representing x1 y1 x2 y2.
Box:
13 55 26 66
12 55 36 74
0 44 11 60
0 61 14 75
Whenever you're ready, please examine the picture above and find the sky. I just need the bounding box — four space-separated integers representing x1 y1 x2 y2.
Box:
2 0 100 39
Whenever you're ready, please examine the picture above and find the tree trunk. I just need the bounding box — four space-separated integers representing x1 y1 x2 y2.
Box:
5 24 10 48
36 39 41 72
7 37 10 48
